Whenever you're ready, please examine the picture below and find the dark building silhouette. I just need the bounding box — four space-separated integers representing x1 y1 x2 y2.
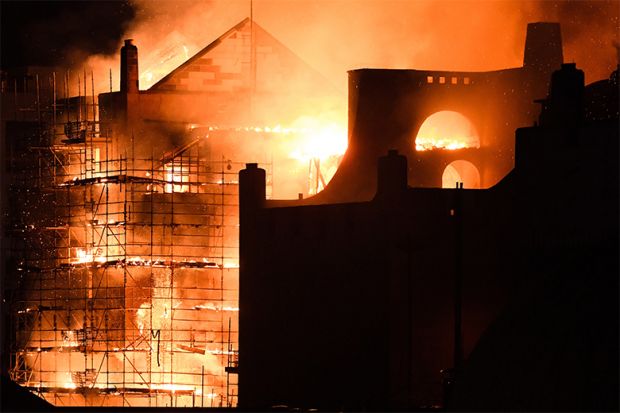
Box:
301 22 564 204
238 62 618 413
449 63 619 412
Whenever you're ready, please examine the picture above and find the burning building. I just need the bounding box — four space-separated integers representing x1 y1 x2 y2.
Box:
2 18 344 408
2 12 617 411
237 30 619 410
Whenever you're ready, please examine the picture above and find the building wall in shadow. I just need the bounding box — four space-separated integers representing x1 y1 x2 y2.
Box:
238 62 618 410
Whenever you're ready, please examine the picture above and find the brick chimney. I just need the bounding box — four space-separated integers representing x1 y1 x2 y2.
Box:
120 39 139 94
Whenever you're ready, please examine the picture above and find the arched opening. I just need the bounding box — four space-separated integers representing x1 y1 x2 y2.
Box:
442 160 480 188
415 111 480 151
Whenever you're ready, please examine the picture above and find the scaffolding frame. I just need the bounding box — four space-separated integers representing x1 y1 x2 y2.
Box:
5 72 274 408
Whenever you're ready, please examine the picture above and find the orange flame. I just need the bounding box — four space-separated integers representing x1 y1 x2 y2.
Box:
415 111 479 151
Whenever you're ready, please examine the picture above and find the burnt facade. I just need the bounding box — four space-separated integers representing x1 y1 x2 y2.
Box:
239 60 618 412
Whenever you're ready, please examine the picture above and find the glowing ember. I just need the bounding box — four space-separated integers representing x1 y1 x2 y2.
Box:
189 117 347 196
415 111 480 151
61 331 78 348
194 302 239 312
151 383 195 393
73 248 107 264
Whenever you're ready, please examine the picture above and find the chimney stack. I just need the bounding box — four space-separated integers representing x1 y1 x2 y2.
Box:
120 39 139 93
376 149 408 200
239 163 266 212
523 23 563 72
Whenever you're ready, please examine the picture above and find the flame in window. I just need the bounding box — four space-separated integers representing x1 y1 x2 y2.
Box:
415 111 479 151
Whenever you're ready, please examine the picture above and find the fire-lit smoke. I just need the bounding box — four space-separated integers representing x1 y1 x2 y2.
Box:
47 1 618 170
130 0 618 87
59 0 618 97
1 1 134 69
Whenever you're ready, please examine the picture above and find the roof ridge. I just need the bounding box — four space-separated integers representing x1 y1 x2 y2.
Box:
149 17 251 91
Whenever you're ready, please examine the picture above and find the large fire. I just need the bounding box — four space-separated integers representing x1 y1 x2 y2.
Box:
287 116 348 162
186 116 348 197
415 111 479 151
286 116 347 195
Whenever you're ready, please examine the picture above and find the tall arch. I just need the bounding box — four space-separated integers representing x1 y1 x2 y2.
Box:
442 160 481 188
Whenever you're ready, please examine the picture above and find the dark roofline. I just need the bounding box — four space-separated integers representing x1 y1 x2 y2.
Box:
149 17 251 91
347 67 524 76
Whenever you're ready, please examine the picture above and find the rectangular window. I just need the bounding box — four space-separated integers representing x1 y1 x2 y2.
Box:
439 76 446 84
464 77 471 85
451 77 458 84
426 76 433 84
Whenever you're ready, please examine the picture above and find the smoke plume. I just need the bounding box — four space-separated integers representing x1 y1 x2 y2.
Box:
1 1 134 68
3 1 617 92
116 0 618 91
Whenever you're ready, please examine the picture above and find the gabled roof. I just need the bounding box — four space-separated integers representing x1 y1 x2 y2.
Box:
149 18 251 91
148 17 338 95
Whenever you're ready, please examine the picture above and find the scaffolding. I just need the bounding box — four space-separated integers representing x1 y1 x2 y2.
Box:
6 72 271 407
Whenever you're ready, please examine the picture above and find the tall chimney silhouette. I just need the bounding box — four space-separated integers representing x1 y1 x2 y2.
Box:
523 23 563 72
120 39 139 93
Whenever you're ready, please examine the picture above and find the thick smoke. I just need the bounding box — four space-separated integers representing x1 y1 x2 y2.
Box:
0 1 134 68
73 1 617 95
3 1 617 90
527 0 619 81
105 0 618 199
120 0 617 92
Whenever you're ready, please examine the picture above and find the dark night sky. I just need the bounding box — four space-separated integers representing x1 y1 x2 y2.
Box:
1 1 134 68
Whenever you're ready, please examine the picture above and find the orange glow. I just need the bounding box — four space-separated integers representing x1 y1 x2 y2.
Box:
194 302 239 312
12 2 617 409
151 383 195 392
164 162 190 193
192 117 348 196
63 381 77 390
285 116 347 195
139 34 200 89
61 331 79 349
415 111 479 151
287 117 348 162
73 248 107 264
442 160 481 189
